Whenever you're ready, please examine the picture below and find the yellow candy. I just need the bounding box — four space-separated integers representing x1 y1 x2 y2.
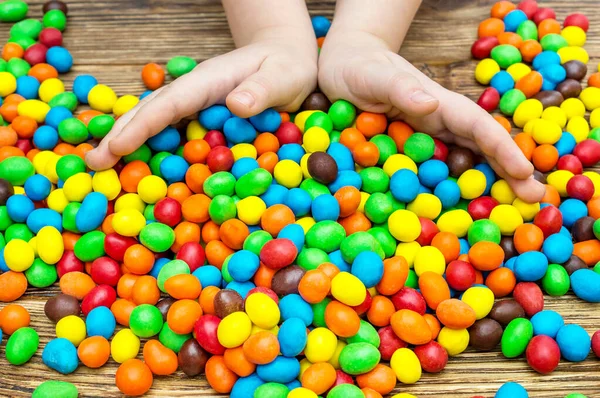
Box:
17 99 50 123
560 98 586 119
112 209 146 237
390 348 421 384
328 340 346 369
395 241 421 268
358 191 369 213
28 237 37 256
137 175 167 204
294 111 317 132
231 143 257 161
32 150 55 174
296 216 316 234
56 315 86 347
580 87 600 111
414 245 445 276
489 204 523 235
36 226 64 265
38 78 64 103
591 108 600 129
274 159 302 188
305 327 337 363
288 388 319 398
250 324 279 336
475 58 500 85
63 172 93 202
561 26 586 47
407 193 441 219
436 209 473 237
388 209 421 242
457 169 487 199
300 153 311 179
583 171 600 197
42 154 60 184
547 170 574 197
4 239 34 272
244 292 280 329
112 95 139 116
531 118 562 144
512 198 540 222
236 196 266 225
566 115 590 143
513 99 543 128
383 154 417 176
491 179 517 204
299 358 313 379
303 126 330 153
558 46 589 64
461 286 494 319
331 272 366 306
92 169 121 200
111 329 140 363
437 327 469 356
217 312 252 348
46 188 69 213
114 194 145 215
186 120 207 141
88 84 118 113
523 118 539 136
506 63 531 82
541 106 567 128
392 394 418 398
0 71 16 96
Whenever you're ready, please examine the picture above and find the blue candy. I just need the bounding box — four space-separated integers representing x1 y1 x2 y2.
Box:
571 269 600 303
390 169 420 202
504 256 517 272
76 192 108 233
278 144 305 164
260 183 288 207
532 51 561 70
559 198 588 228
284 188 312 217
495 382 528 398
231 158 259 179
198 105 232 130
140 90 153 100
279 294 313 326
73 75 98 104
418 160 449 188
24 174 51 201
42 338 78 374
26 208 62 233
503 10 528 32
311 194 340 221
474 163 496 196
515 251 548 281
86 306 116 339
277 224 305 253
541 79 557 91
531 310 564 338
542 233 573 264
490 71 515 95
539 64 566 84
228 250 260 282
44 106 73 129
311 15 331 38
351 251 384 288
459 238 470 256
223 117 257 144
249 108 281 133
256 356 300 384
434 179 461 209
226 280 256 298
33 125 59 150
147 126 180 152
46 46 73 73
150 257 170 279
230 374 264 398
15 75 40 99
556 324 591 362
328 170 362 194
328 249 351 273
278 317 308 357
327 143 354 171
555 132 576 156
160 155 189 184
192 265 222 288
6 193 34 222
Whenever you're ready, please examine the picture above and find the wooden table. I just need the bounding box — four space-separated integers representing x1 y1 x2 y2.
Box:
1 0 599 397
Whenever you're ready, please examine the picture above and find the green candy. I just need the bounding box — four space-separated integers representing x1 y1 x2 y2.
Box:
346 320 381 347
0 156 34 185
403 132 435 163
364 192 394 224
305 220 345 252
62 202 80 233
327 384 364 398
49 92 78 111
235 168 272 198
541 33 568 52
305 111 333 133
253 383 289 398
516 20 538 41
0 59 5 72
158 323 190 353
385 191 405 211
221 257 233 283
297 247 330 271
139 222 175 252
370 134 397 165
124 144 152 164
501 318 533 358
0 208 9 233
0 233 5 249
166 56 197 78
5 223 33 242
129 304 164 338
593 218 600 240
338 342 380 375
6 327 39 365
328 100 356 130
32 380 78 398
542 263 570 296
74 231 105 261
149 151 171 177
58 118 88 144
208 194 237 224
243 230 272 255
87 114 115 139
311 298 331 327
565 394 588 398
203 171 236 198
467 219 501 245
405 269 418 288
157 259 190 292
6 57 29 77
8 34 35 49
25 258 58 288
10 18 42 39
594 262 600 275
491 44 522 69
143 204 155 222
175 146 184 158
330 130 341 143
499 89 527 116
588 127 600 142
56 154 86 182
299 178 329 199
367 226 396 258
0 0 28 22
340 231 384 263
42 9 66 31
360 167 389 193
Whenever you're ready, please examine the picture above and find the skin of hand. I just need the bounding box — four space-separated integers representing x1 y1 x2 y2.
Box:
86 0 318 171
318 0 546 203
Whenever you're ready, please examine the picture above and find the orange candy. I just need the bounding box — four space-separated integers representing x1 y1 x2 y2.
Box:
115 359 153 396
334 186 361 218
589 72 600 88
59 271 96 300
123 244 155 275
11 116 37 138
182 194 211 223
253 263 276 288
387 121 413 152
199 286 220 315
514 133 536 160
515 71 543 98
78 336 110 368
532 144 559 172
362 388 384 398
491 1 516 19
141 63 165 90
486 267 517 297
302 362 337 395
514 223 544 253
164 274 202 299
253 133 280 155
339 127 366 150
497 32 522 48
119 160 152 192
418 271 451 310
436 298 477 329
431 231 461 264
356 112 387 138
423 313 441 340
352 141 380 167
223 346 256 377
185 163 212 194
366 295 395 327
167 182 192 204
339 212 372 235
376 256 409 296
468 241 504 271
573 240 600 266
257 151 278 174
219 219 249 250
298 269 331 304
117 273 140 299
494 114 512 133
143 340 178 376
588 196 600 219
541 184 561 207
356 364 396 395
242 331 280 365
111 299 136 326
390 309 432 345
205 240 234 269
28 63 58 81
172 221 201 252
478 17 505 38
538 19 561 39
260 204 295 236
520 39 542 62
324 300 361 337
167 299 203 334
0 126 17 146
2 42 23 60
183 139 211 164
0 304 30 334
131 275 161 306
205 355 238 394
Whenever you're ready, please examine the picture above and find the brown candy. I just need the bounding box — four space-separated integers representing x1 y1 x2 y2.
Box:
446 147 475 178
301 93 331 112
489 299 525 327
43 0 68 15
564 60 588 81
156 298 176 321
271 265 305 296
556 79 582 99
533 170 547 184
563 255 587 275
44 293 81 323
307 152 338 185
571 216 595 242
178 338 209 376
468 318 503 351
213 289 244 319
533 90 564 108
500 236 517 260
0 178 14 205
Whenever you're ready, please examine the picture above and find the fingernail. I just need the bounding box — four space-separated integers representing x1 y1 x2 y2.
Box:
410 90 437 104
232 91 256 108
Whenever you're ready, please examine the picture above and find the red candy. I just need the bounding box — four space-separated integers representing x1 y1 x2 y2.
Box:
513 282 544 317
204 130 227 148
416 217 439 246
564 13 590 32
351 290 373 316
573 139 600 167
332 370 353 387
592 330 600 358
175 242 206 272
104 233 137 262
532 8 556 25
90 257 122 286
557 154 583 175
477 87 500 112
533 205 563 238
445 260 477 291
378 325 407 361
275 122 302 145
23 43 47 65
194 315 226 355
468 196 499 220
56 250 84 278
517 0 538 19
206 146 234 172
39 27 63 48
259 238 298 270
81 285 117 315
391 287 427 315
154 197 182 227
432 138 449 162
414 341 448 373
566 175 595 202
526 335 560 374
471 36 500 60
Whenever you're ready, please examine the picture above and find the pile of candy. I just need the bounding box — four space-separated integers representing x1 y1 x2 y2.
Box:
0 0 599 397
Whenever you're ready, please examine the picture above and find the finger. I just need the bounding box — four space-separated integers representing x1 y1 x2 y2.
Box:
488 158 546 203
354 62 439 117
226 63 316 118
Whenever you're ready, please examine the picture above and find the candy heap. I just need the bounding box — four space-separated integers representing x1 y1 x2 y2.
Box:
0 0 599 397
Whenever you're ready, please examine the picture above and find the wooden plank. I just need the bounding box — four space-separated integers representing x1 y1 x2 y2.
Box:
0 0 599 397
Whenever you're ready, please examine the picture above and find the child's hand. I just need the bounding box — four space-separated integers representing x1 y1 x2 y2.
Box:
86 0 317 170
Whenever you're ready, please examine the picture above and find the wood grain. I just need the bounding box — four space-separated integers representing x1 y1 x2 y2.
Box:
0 0 599 397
